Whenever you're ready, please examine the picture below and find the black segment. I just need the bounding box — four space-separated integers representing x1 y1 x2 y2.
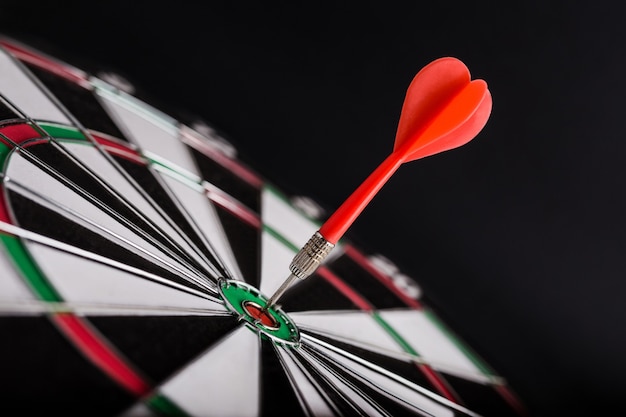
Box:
89 315 239 383
291 349 368 417
24 63 128 141
329 255 408 309
113 155 230 278
215 205 260 286
0 97 19 121
303 330 439 395
0 316 135 416
260 339 307 417
443 373 521 417
302 344 429 417
191 148 260 212
7 190 211 296
280 274 360 312
25 143 213 278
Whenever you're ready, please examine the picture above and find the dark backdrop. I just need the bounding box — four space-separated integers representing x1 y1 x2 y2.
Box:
2 2 625 416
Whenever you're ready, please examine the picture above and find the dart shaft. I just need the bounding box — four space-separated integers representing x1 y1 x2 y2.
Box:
319 150 404 244
265 152 404 310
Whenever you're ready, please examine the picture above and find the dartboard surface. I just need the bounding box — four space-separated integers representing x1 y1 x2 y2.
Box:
0 38 525 416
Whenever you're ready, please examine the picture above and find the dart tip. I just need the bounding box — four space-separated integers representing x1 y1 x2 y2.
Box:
263 273 298 313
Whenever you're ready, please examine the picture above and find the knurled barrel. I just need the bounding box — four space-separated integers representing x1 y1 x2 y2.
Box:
289 231 335 279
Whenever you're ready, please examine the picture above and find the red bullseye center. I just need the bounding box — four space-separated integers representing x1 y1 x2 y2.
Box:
242 301 279 329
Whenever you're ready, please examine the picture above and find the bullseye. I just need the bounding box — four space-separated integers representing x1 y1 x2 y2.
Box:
242 300 279 330
217 278 300 346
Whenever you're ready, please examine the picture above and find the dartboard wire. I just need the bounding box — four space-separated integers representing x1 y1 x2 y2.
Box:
0 220 222 303
84 81 236 279
2 46 242 285
0 118 221 287
0 50 233 282
29 129 223 282
2 41 504 412
299 338 472 417
3 175 218 294
0 134 220 291
49 131 234 280
313 265 461 402
291 346 395 417
0 298 230 317
133 154 239 280
295 323 504 386
275 344 345 417
270 343 316 417
301 333 482 417
0 44 247 412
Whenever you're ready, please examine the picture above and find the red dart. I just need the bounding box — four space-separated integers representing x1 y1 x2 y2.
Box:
320 57 492 244
264 57 492 311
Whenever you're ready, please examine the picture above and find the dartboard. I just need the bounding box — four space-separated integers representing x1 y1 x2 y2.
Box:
0 37 526 417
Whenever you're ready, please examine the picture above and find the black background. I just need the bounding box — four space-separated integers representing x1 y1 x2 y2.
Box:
1 2 625 416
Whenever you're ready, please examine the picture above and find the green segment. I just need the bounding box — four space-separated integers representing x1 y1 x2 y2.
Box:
263 221 491 376
38 122 87 140
220 280 299 344
423 308 492 374
263 224 299 252
146 394 191 417
0 141 11 165
372 312 420 357
0 235 62 302
264 183 323 226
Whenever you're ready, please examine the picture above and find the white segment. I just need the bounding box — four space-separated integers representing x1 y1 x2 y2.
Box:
303 336 455 417
0 48 71 124
5 150 198 280
158 172 243 281
297 348 390 417
259 230 298 295
0 244 36 301
261 188 319 250
161 327 260 417
275 348 338 417
62 143 199 251
25 242 219 313
290 311 403 354
95 89 201 177
378 310 484 381
117 402 155 417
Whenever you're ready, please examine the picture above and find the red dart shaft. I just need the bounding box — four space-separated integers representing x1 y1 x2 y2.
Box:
319 149 405 244
262 149 405 312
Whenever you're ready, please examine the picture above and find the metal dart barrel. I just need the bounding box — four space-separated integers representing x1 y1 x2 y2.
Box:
264 232 335 311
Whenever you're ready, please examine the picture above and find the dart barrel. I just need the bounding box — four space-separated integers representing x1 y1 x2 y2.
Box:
289 231 335 279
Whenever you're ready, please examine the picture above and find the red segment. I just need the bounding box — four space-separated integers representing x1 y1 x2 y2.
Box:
243 302 278 327
316 267 373 311
0 39 89 87
0 195 10 223
495 385 530 417
317 266 461 402
52 313 151 396
0 123 41 145
180 128 263 188
90 132 145 164
416 362 460 403
343 245 423 310
205 184 261 229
